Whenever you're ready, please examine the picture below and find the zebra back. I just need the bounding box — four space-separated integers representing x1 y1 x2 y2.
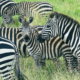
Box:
2 1 53 26
6 1 53 17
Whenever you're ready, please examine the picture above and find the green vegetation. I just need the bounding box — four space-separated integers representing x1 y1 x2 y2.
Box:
0 0 80 80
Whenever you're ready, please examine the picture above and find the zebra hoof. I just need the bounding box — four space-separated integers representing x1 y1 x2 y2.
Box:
40 61 46 67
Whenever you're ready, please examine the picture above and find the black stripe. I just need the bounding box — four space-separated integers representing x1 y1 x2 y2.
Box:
0 27 2 36
0 52 15 58
0 38 11 43
6 28 9 38
10 28 12 41
0 59 14 66
23 44 27 56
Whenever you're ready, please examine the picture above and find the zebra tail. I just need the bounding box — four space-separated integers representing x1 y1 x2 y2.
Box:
14 53 28 80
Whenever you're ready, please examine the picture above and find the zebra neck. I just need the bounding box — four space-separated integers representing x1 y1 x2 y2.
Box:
25 33 39 54
25 34 33 47
58 16 79 46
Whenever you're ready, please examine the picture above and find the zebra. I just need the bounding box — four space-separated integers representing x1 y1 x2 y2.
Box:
0 36 25 80
37 11 80 72
0 0 15 27
2 1 53 27
18 17 74 73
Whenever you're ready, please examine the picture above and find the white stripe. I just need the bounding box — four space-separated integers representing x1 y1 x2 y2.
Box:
0 49 15 54
0 41 14 47
70 24 77 46
63 23 74 42
63 21 71 33
0 55 15 62
0 60 15 68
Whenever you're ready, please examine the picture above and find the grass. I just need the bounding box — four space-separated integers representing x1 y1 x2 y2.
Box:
0 0 80 80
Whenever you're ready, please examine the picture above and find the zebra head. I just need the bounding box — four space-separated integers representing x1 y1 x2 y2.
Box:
2 13 12 24
37 12 59 42
19 17 33 42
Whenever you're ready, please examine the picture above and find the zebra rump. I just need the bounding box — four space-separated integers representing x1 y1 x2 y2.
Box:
0 37 26 80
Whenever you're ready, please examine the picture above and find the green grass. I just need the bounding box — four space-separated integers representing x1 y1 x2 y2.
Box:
0 0 80 80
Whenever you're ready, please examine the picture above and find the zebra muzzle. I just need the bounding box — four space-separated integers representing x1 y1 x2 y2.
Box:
24 34 30 42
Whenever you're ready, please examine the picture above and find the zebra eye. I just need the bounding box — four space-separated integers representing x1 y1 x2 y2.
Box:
47 25 51 28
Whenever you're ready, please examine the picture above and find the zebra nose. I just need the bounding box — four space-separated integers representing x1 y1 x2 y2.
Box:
37 34 45 43
24 34 30 42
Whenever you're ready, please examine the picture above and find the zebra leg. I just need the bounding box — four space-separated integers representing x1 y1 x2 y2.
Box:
77 56 80 73
14 53 27 80
1 23 6 27
40 59 46 67
33 55 42 70
64 54 73 73
52 58 61 69
72 56 78 72
14 54 21 80
1 18 6 27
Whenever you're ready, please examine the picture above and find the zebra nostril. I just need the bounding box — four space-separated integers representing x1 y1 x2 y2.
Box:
24 35 30 42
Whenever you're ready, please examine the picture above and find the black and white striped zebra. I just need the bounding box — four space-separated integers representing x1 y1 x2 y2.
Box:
0 0 15 27
19 17 74 72
37 11 80 72
0 37 25 80
2 1 53 27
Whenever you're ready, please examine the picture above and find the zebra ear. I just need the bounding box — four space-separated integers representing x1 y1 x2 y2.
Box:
28 17 33 23
50 12 59 18
55 12 59 18
18 17 22 23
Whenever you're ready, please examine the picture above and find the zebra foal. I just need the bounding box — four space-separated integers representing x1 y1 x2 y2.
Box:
0 37 25 80
18 17 73 72
2 1 53 27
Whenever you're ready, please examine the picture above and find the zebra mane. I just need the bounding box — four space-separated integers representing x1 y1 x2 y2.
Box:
29 26 43 38
31 26 39 34
49 12 80 26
